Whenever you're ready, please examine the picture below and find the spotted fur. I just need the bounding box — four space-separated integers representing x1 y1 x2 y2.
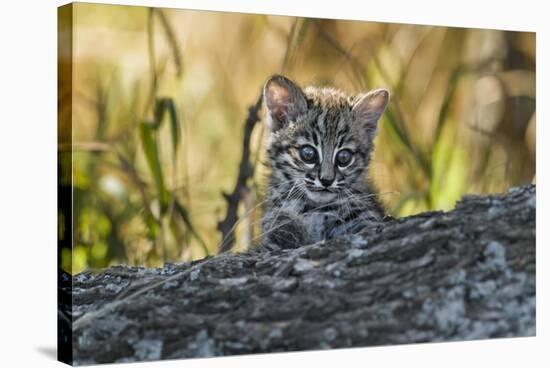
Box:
261 75 389 249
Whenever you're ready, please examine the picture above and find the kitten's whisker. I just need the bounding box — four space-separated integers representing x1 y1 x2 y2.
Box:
216 179 308 251
257 187 308 243
265 181 301 233
215 195 276 251
342 191 353 236
267 179 300 191
215 178 303 251
242 184 307 238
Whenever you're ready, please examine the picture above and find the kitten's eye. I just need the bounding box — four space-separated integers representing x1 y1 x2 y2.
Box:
299 145 318 164
336 149 353 167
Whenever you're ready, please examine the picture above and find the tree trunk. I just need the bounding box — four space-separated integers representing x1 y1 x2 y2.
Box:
62 185 536 365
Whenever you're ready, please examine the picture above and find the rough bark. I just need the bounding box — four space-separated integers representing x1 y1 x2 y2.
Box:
64 185 536 365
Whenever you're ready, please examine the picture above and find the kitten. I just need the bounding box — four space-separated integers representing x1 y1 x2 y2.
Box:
261 75 389 250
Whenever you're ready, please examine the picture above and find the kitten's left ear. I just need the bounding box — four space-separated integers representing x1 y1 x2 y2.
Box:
263 75 308 132
352 88 390 138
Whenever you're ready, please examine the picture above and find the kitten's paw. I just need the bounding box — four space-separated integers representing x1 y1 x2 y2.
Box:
328 215 381 238
263 214 306 249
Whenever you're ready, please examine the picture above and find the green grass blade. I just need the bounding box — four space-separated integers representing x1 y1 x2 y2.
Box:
174 201 210 256
139 122 169 211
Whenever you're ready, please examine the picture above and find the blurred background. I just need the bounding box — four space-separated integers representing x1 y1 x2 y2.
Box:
58 3 535 274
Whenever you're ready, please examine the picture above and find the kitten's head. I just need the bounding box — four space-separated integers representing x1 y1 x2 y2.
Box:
263 75 389 204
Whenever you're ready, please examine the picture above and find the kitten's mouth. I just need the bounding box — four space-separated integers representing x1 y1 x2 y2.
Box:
305 187 338 203
309 188 335 193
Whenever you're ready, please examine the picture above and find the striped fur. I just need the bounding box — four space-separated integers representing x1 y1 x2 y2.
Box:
261 75 389 249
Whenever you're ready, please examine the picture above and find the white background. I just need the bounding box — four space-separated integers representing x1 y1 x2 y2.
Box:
0 0 546 366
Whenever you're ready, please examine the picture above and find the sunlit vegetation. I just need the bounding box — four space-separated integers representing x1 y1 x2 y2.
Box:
59 3 535 274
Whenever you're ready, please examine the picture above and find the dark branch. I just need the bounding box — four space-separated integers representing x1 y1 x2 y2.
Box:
217 93 264 253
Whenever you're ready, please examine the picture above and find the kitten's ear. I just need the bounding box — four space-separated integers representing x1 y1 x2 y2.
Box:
263 75 308 132
352 88 390 138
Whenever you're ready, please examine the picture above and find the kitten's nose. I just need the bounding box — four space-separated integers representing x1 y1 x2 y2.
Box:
319 177 334 188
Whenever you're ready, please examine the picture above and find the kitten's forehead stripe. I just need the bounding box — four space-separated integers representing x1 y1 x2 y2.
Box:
316 108 328 135
336 124 350 140
312 132 319 146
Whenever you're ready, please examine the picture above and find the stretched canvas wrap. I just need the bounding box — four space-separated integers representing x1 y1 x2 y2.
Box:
58 2 536 366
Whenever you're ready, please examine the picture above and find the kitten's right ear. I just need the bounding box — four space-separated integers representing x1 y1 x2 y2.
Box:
352 88 390 140
263 75 307 132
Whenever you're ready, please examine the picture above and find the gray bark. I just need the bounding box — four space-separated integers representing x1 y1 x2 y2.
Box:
64 185 536 365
